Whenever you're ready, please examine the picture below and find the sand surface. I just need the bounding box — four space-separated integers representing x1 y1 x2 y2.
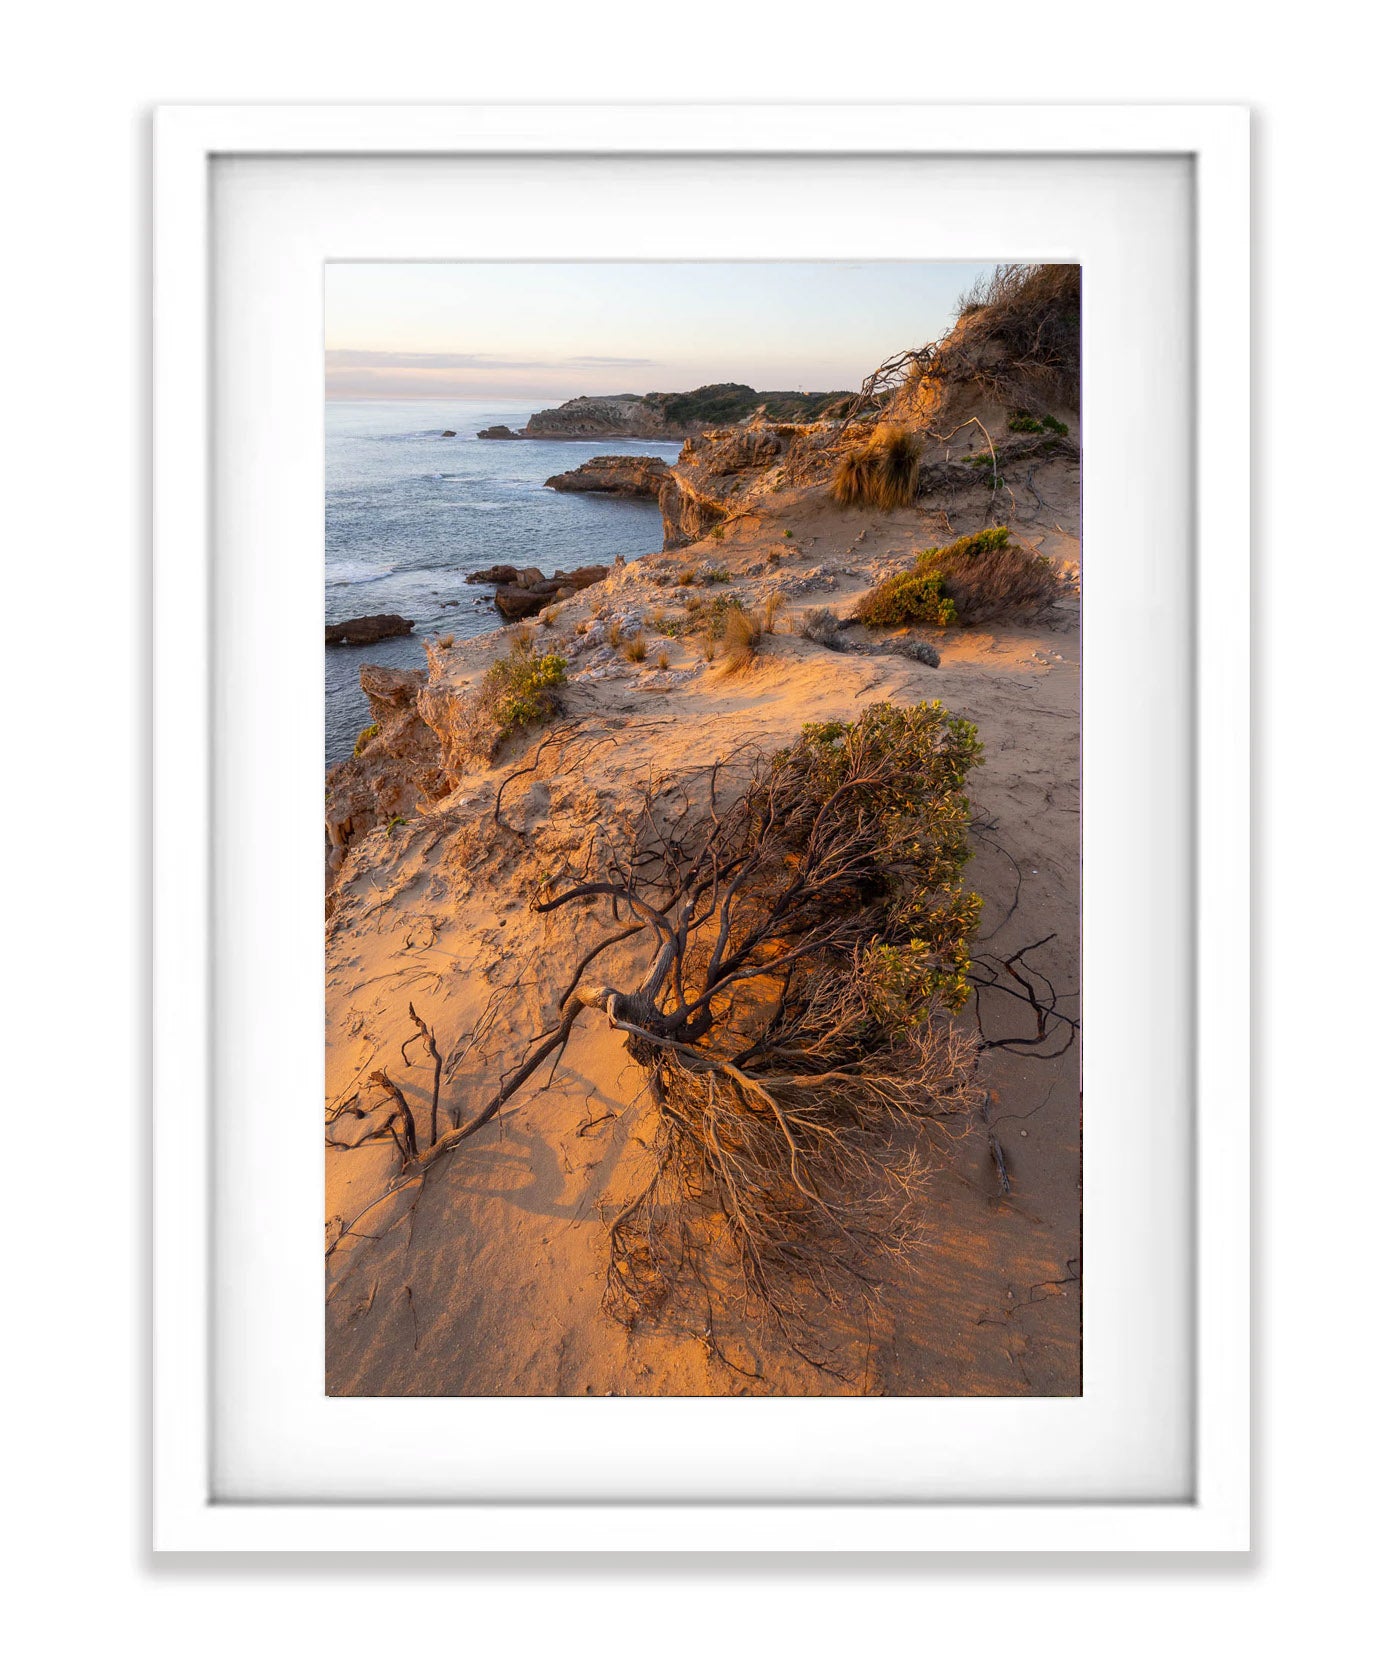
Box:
326 488 1081 1396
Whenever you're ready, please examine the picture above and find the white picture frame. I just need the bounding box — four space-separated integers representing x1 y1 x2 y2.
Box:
153 103 1249 1553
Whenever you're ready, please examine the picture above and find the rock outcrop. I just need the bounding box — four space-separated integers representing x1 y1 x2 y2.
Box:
467 562 613 621
325 613 415 646
476 425 516 439
544 455 672 499
324 664 451 878
658 420 840 547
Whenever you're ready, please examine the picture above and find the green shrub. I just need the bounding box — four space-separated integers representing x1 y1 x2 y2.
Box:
852 527 1062 629
353 723 380 756
783 701 983 1011
919 526 1009 566
475 646 568 754
863 526 1062 626
854 570 958 630
1008 412 1069 438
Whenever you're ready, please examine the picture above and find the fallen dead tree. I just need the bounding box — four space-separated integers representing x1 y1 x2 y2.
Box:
355 703 988 1365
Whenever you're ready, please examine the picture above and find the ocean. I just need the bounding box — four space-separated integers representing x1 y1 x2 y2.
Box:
325 399 680 765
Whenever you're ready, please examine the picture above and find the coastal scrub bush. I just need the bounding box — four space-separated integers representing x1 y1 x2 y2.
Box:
354 723 380 756
473 644 568 757
854 570 958 630
931 533 1062 625
833 423 922 512
854 526 1062 629
700 567 731 585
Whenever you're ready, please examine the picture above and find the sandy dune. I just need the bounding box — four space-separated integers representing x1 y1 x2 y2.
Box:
326 489 1081 1396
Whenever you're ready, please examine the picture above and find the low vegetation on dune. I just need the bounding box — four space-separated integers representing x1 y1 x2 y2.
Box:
833 422 922 511
854 526 1063 630
837 262 1081 430
951 263 1081 406
471 632 568 758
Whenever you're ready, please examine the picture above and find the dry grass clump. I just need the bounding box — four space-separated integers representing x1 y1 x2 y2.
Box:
759 589 786 633
718 604 764 676
540 604 561 627
833 422 922 511
676 564 697 586
854 526 1063 630
622 631 648 663
606 621 623 649
656 647 670 671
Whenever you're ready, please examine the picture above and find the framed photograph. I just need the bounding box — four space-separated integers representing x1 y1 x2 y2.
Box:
153 103 1249 1551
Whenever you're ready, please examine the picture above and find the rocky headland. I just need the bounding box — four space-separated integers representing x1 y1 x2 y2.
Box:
478 382 851 441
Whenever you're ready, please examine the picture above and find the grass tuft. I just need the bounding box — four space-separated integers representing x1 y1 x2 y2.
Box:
718 604 764 676
833 423 922 511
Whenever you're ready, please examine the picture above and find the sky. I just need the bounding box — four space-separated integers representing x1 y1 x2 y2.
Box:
324 261 991 401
